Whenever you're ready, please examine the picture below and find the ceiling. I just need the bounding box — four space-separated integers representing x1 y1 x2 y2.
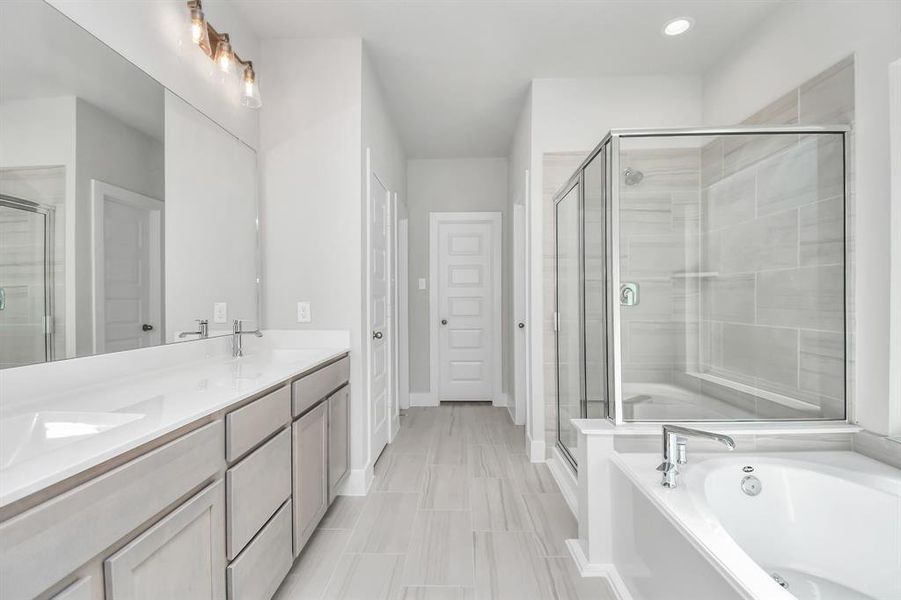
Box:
0 1 164 142
231 1 781 158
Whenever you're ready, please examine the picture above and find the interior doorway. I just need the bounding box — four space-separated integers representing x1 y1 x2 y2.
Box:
366 150 396 464
90 180 163 354
429 211 502 402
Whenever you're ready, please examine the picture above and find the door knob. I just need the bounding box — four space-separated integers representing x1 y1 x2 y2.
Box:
518 322 525 329
372 330 383 339
142 324 154 331
441 319 447 325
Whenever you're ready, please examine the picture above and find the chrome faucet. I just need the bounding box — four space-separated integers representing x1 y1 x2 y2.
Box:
178 319 209 339
657 424 735 488
231 319 262 357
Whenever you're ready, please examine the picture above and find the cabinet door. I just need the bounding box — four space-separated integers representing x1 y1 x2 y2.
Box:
291 402 328 555
104 480 225 600
328 385 349 501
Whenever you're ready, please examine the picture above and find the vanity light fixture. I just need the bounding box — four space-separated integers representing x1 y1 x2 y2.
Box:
663 17 693 36
189 3 210 53
214 33 235 74
242 63 262 109
186 0 261 108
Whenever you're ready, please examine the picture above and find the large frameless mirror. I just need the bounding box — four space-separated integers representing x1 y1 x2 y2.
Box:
0 1 260 369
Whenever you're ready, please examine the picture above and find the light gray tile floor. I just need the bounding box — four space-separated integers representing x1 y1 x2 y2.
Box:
273 404 617 600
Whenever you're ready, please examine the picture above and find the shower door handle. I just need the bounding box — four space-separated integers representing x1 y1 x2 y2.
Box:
0 287 5 311
620 283 639 306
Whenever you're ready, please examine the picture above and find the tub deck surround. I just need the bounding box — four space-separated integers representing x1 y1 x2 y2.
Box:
0 330 350 511
568 417 865 597
611 451 901 600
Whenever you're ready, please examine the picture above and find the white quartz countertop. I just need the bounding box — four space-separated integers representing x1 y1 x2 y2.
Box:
0 334 349 509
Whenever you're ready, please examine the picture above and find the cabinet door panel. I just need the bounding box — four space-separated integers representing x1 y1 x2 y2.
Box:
328 385 349 501
291 402 328 554
104 480 225 600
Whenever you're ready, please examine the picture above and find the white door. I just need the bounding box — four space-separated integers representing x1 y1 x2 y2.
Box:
367 160 392 462
92 181 163 353
513 203 529 425
431 212 502 402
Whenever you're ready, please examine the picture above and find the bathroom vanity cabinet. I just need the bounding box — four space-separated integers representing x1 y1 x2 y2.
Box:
0 353 350 600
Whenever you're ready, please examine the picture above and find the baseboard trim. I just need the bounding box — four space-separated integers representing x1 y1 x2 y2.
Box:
338 466 373 496
566 539 633 600
547 446 577 516
493 392 509 408
409 392 438 407
529 439 545 463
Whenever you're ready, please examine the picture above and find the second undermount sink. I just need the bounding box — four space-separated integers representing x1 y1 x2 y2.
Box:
0 411 144 470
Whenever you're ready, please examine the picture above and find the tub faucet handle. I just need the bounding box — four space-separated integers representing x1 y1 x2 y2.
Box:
676 439 687 464
656 461 678 488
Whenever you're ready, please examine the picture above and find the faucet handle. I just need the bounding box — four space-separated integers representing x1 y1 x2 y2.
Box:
676 439 687 464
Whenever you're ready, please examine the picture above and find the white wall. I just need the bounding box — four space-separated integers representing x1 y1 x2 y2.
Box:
259 37 372 487
406 157 509 398
891 60 901 438
702 0 901 436
46 0 260 148
164 92 257 340
525 76 703 454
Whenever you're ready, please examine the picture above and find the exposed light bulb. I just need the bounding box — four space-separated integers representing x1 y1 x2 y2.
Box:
215 36 234 74
241 65 262 109
663 17 693 36
190 6 209 51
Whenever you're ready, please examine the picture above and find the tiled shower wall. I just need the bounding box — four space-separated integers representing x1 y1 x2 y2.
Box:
695 57 853 418
617 147 701 392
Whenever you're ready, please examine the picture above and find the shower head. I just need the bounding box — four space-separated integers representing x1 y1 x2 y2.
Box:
623 167 644 186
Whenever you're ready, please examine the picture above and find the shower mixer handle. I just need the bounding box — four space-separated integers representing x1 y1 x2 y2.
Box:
620 282 639 306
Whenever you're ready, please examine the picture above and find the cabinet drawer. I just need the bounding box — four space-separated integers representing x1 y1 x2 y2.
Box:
104 480 226 600
226 385 290 463
226 428 291 560
292 356 349 417
0 421 224 600
226 500 293 600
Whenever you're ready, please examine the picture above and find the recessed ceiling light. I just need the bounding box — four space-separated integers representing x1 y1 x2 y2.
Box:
663 18 693 36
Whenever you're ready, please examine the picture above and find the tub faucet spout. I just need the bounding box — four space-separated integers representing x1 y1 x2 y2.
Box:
658 424 735 488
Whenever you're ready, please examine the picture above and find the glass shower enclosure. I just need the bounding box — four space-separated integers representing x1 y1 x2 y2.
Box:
554 126 849 468
0 194 55 368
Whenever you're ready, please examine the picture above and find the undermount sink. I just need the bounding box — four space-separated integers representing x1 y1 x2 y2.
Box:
0 411 143 470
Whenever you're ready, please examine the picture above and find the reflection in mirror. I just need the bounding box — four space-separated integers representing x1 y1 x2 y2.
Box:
0 1 259 368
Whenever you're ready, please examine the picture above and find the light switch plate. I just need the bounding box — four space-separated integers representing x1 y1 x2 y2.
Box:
418 278 427 290
213 302 227 324
297 301 311 323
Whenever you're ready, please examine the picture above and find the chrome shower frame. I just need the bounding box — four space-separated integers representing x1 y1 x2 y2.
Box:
551 124 852 468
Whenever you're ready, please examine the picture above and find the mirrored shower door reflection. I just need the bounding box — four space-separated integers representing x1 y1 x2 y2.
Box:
0 195 54 368
555 180 582 463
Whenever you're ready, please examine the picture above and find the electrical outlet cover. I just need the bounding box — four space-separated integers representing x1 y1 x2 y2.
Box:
213 302 227 324
297 301 311 323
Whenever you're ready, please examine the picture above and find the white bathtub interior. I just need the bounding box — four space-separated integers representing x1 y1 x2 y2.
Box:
612 450 901 600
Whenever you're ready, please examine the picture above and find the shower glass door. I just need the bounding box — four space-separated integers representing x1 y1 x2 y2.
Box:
583 148 609 420
612 129 848 422
555 180 582 463
0 196 54 368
